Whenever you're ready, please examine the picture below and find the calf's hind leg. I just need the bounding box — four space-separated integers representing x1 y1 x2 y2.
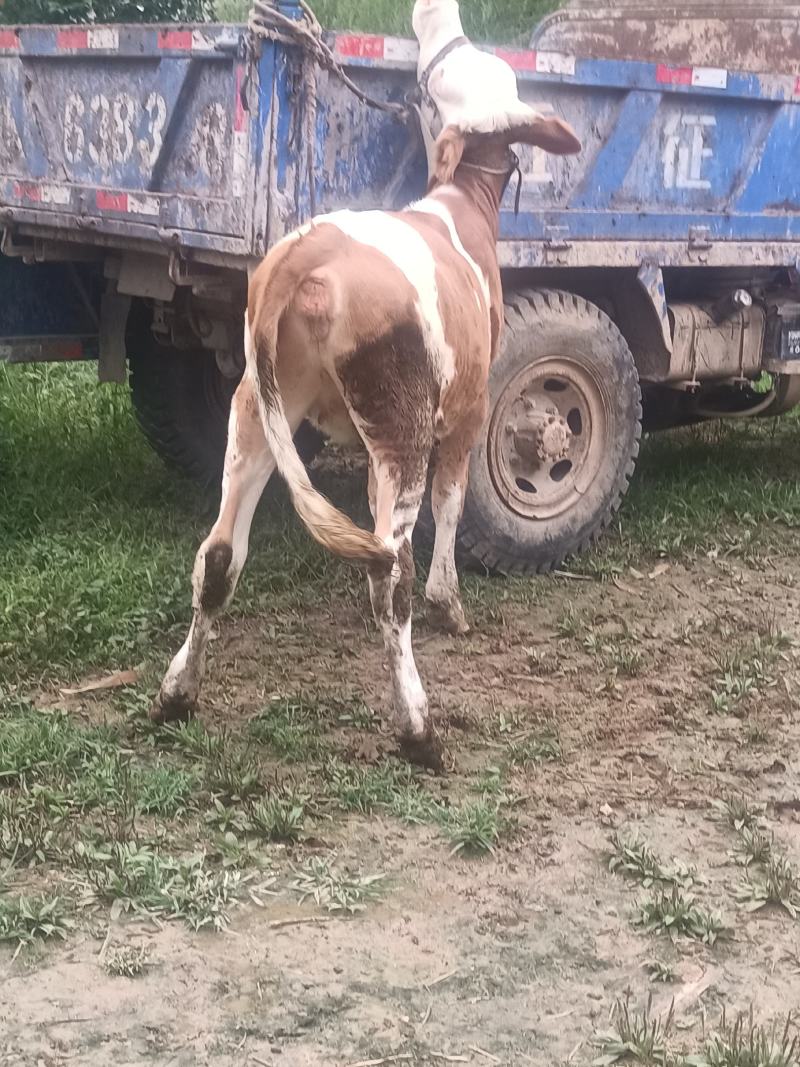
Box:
150 374 276 723
368 459 443 770
426 440 471 636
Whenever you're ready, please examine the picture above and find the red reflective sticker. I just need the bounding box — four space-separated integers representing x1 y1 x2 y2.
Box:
495 48 537 72
57 28 89 49
96 190 128 212
656 64 693 86
336 34 384 59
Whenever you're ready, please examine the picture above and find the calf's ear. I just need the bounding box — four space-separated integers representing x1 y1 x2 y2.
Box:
429 124 466 188
507 114 581 155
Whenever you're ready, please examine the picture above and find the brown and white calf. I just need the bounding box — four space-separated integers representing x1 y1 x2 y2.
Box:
150 0 580 767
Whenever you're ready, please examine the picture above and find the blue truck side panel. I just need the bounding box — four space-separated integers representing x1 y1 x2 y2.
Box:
1 22 799 281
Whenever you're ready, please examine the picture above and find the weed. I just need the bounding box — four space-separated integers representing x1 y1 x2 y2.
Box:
291 857 385 914
713 796 764 832
584 634 646 677
733 826 774 868
0 705 114 787
0 793 68 865
161 720 220 760
736 852 800 919
592 995 675 1065
645 960 676 983
75 842 242 930
686 1009 799 1067
744 720 770 746
135 765 199 816
606 643 646 678
0 895 73 947
248 698 327 761
204 798 252 835
556 602 584 639
250 787 307 843
636 887 726 945
525 647 557 676
323 758 421 815
444 801 502 857
507 730 562 768
710 640 780 715
104 944 149 977
473 765 505 796
608 834 665 888
203 733 262 802
386 787 444 826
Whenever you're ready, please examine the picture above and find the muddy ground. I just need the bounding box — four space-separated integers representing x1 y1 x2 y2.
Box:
2 533 800 1066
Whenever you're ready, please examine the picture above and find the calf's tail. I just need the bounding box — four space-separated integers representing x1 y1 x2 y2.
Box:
246 248 395 571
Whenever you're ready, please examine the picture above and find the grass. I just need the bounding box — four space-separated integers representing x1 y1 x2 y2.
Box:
214 0 559 42
686 1011 799 1067
592 996 675 1066
0 364 360 687
248 697 328 761
594 1001 800 1067
444 800 503 856
3 365 800 690
0 792 67 866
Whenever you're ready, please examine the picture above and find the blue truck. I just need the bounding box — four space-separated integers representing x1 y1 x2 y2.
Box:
1 2 799 573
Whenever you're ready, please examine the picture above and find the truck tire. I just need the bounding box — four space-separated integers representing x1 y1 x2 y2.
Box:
457 289 642 575
759 374 800 418
129 341 238 488
128 329 325 489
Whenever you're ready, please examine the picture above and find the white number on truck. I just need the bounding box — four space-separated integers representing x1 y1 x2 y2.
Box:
663 113 716 191
61 92 168 171
0 100 24 167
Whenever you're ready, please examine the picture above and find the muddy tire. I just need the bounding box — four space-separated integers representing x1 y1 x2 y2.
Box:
759 374 800 418
128 313 324 488
457 289 642 575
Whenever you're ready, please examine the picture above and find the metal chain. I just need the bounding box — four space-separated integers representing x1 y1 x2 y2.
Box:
248 0 409 121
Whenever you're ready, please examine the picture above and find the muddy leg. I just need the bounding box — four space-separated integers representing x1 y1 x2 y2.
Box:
368 462 443 770
426 446 470 636
151 375 275 723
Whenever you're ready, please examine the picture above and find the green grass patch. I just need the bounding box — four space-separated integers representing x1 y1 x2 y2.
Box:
214 0 558 43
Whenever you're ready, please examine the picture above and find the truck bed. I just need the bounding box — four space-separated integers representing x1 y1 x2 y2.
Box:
0 24 254 259
2 19 800 273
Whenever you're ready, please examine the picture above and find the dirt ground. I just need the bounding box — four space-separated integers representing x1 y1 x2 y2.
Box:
2 541 799 1066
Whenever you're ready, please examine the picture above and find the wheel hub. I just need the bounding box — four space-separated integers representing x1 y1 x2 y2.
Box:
488 357 609 521
510 408 572 466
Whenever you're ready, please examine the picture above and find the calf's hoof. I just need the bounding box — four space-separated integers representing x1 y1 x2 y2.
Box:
426 597 470 637
399 728 445 773
149 690 196 725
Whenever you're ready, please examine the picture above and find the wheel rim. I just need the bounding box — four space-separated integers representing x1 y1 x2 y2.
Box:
487 356 610 521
